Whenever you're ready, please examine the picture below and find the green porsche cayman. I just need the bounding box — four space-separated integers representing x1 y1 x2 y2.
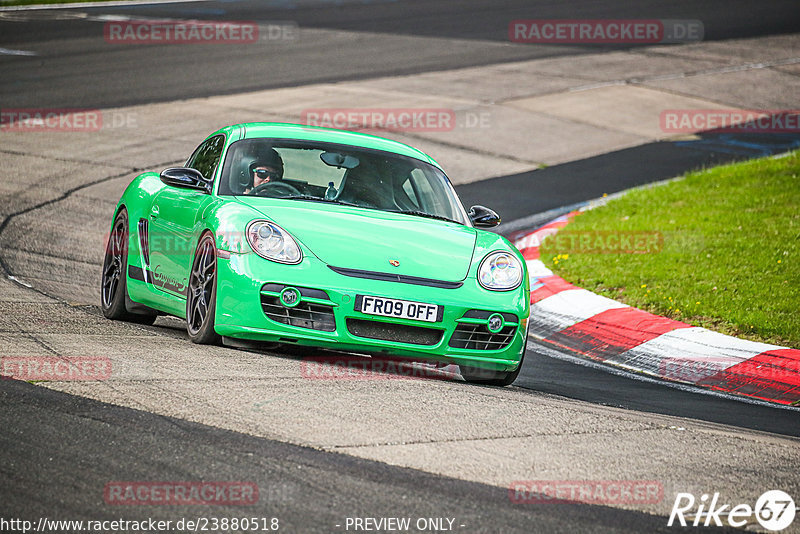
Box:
101 123 530 385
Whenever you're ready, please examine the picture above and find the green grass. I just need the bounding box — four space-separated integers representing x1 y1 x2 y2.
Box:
540 150 800 348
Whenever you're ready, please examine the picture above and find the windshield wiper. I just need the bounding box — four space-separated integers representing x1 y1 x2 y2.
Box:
388 210 462 225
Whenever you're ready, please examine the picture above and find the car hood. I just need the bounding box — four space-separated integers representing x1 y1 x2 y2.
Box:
235 197 477 282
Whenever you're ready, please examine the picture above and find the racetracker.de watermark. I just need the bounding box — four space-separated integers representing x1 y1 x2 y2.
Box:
509 480 663 505
660 110 800 134
1 356 111 381
300 356 454 381
102 229 247 258
302 108 491 132
660 356 800 383
103 20 297 44
509 19 703 44
104 482 259 505
540 231 664 254
0 109 137 132
659 357 740 383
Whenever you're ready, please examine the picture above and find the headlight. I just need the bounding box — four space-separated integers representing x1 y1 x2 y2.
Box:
246 220 302 264
478 251 523 291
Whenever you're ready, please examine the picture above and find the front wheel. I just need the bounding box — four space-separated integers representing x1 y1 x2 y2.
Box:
460 327 528 386
186 233 221 344
100 209 157 325
460 357 524 386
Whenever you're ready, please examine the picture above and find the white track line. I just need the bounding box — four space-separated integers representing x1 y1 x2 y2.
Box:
0 0 210 12
0 47 37 55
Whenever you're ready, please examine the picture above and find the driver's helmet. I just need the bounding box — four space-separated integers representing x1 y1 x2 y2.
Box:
247 147 284 188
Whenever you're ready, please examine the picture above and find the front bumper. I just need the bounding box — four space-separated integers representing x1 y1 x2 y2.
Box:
214 252 529 372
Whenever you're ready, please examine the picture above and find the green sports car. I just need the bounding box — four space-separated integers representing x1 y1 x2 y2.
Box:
101 123 530 385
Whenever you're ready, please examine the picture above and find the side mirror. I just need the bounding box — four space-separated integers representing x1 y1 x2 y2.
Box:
160 167 211 194
469 205 501 228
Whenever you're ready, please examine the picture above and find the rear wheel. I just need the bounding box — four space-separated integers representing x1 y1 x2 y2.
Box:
100 209 157 325
186 233 221 344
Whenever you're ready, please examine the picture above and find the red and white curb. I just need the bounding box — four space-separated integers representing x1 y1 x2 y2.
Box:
513 212 800 406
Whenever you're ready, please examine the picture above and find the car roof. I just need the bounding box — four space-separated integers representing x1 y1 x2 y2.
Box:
212 122 442 170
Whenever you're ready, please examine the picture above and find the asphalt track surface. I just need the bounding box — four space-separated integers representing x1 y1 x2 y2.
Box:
0 0 798 108
1 0 799 531
0 379 686 534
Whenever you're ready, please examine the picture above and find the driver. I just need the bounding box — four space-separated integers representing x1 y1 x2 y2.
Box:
245 148 284 194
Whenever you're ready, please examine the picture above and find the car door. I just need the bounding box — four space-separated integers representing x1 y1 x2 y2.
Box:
147 135 224 297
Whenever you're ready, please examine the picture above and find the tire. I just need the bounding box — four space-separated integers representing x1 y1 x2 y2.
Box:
186 232 221 344
100 209 158 325
460 326 528 386
460 357 523 386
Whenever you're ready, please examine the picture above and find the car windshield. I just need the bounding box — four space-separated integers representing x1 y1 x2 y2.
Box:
218 138 470 225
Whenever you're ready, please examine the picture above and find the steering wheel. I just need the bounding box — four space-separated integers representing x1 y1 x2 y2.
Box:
248 181 302 197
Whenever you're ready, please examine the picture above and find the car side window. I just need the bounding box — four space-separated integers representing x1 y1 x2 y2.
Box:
187 135 225 181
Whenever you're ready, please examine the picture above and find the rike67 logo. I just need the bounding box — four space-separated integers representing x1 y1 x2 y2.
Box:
669 490 795 531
